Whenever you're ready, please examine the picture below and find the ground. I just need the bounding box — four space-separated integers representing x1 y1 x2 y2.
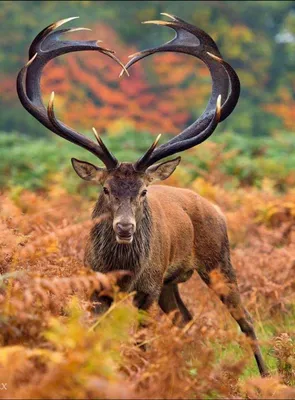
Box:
0 183 294 399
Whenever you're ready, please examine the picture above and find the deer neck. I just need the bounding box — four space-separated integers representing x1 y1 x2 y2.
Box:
90 196 152 273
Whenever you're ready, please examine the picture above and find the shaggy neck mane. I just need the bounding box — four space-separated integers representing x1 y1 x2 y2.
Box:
90 195 152 273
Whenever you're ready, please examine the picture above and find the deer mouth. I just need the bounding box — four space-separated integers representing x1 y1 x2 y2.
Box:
114 222 135 244
116 234 134 244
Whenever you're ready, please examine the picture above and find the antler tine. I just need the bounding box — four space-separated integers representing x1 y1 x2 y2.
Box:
92 127 119 168
125 14 240 169
28 16 80 58
17 17 123 170
134 134 161 172
206 52 240 122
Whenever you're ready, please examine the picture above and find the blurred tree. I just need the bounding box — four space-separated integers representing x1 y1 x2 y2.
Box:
0 1 294 137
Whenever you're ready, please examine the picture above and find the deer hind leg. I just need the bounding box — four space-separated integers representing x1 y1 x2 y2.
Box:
174 285 193 323
221 287 268 377
198 265 268 377
158 284 192 327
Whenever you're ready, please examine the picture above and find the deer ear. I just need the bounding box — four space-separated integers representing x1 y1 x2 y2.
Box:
146 157 181 183
71 158 107 183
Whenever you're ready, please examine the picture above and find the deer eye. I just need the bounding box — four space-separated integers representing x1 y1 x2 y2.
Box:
141 189 147 197
103 187 109 195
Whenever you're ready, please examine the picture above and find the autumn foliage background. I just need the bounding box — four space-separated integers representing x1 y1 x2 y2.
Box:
0 1 295 399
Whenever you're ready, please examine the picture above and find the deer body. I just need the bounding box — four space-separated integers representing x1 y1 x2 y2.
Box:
17 14 268 376
84 162 235 320
87 183 227 298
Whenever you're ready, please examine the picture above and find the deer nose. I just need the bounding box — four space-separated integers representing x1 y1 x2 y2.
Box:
116 223 134 237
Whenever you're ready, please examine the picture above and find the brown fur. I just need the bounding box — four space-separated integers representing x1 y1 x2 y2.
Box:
80 162 268 377
86 184 231 301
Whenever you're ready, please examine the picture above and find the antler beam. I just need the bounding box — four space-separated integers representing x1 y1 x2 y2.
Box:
124 14 240 170
16 17 127 170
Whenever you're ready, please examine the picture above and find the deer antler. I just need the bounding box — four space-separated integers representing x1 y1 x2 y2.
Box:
17 17 128 170
124 14 240 170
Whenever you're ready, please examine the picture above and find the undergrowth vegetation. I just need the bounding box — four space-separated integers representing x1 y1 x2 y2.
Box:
0 148 294 398
1 130 295 193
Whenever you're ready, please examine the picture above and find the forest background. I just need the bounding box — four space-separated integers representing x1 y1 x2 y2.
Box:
0 0 294 193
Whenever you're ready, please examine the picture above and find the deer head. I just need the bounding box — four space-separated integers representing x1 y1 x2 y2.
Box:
72 154 180 243
17 15 240 244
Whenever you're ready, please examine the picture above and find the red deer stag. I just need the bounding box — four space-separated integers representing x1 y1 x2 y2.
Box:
17 15 268 376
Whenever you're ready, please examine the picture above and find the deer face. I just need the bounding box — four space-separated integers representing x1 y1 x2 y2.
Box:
71 158 181 244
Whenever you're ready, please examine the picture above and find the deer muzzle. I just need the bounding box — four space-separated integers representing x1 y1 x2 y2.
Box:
114 222 136 244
